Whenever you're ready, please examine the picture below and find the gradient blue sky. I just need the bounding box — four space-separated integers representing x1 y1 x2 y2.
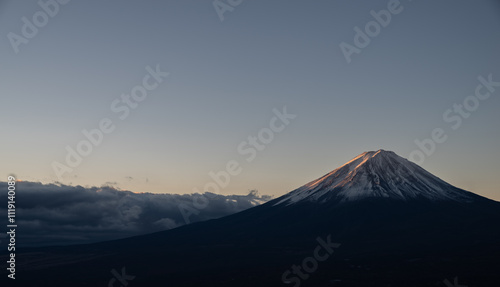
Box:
1 0 499 200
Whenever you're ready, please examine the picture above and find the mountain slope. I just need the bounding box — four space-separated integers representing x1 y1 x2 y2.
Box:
275 150 474 205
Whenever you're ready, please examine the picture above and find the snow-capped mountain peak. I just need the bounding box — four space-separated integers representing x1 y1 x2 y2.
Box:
275 149 473 205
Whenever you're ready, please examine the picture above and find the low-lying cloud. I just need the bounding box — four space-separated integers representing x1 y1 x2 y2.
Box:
0 181 272 247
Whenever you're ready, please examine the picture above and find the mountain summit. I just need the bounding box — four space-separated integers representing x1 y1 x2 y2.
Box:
275 149 473 205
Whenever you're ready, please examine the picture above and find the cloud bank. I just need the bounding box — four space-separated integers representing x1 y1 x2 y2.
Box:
0 181 272 247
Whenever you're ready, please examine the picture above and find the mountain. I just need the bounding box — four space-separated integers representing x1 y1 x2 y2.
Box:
3 150 500 287
275 149 474 204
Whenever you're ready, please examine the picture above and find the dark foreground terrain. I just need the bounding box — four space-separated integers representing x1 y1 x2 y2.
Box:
2 197 500 287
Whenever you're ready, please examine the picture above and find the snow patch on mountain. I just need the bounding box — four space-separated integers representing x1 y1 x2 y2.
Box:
275 150 473 206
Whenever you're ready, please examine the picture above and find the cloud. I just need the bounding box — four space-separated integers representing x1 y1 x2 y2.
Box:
0 182 272 247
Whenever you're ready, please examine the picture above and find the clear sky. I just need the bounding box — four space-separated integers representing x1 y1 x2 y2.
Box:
1 0 499 200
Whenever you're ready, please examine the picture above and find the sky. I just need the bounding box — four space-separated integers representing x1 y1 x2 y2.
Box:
1 0 500 201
